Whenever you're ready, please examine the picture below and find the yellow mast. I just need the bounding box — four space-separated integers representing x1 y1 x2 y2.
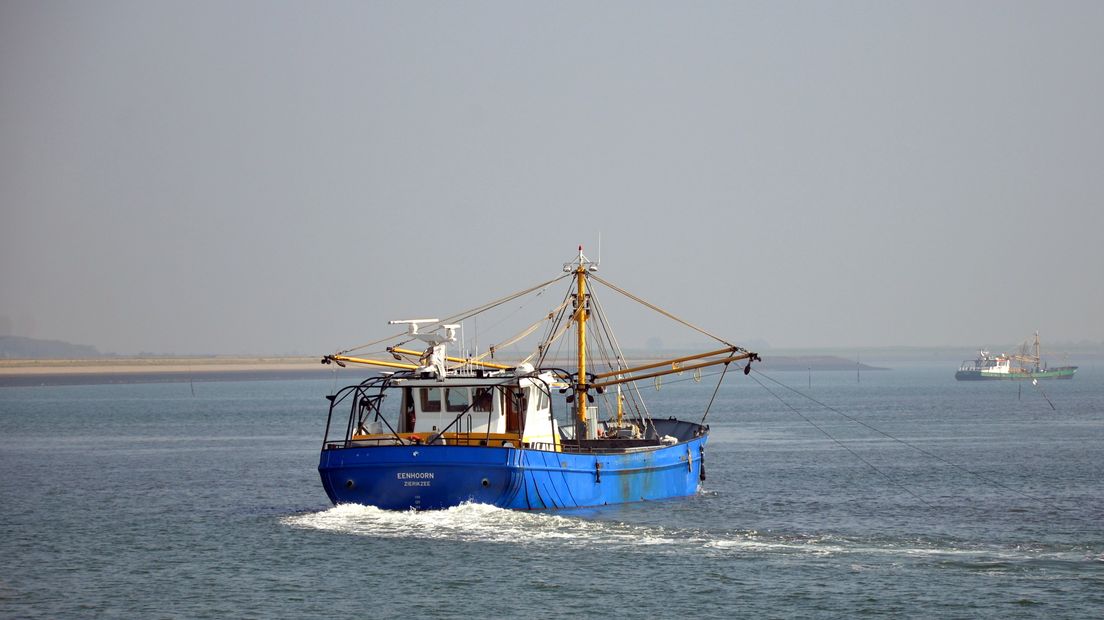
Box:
575 247 589 426
616 387 624 428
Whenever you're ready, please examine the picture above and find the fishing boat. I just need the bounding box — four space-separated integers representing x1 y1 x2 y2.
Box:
955 332 1077 381
316 247 760 510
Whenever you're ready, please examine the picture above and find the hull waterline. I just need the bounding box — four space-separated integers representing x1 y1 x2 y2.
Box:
319 435 707 511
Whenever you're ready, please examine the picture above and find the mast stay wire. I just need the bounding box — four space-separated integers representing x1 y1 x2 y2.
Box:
629 364 1067 511
468 281 556 347
699 360 732 427
533 301 575 367
537 283 574 372
336 273 572 356
587 286 653 428
534 284 575 367
752 369 1065 512
586 309 648 429
474 296 572 365
589 274 739 349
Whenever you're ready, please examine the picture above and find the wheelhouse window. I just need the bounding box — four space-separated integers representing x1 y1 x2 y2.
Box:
473 388 493 413
445 388 470 413
419 388 442 412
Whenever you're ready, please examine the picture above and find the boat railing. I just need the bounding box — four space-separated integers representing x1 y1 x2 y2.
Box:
321 376 398 448
321 375 529 449
322 371 565 450
329 431 522 449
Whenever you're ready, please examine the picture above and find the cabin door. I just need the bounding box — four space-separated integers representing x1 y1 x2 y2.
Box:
401 388 415 433
504 388 526 434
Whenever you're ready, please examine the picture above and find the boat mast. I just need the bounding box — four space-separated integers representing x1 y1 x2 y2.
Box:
559 245 758 433
573 245 591 427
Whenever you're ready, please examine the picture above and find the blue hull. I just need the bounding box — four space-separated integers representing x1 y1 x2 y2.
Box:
318 436 708 511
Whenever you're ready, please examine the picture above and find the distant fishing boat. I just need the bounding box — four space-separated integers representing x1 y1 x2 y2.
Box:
316 247 760 510
955 332 1077 381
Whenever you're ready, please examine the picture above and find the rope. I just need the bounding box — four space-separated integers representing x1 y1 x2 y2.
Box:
752 369 1066 512
585 307 648 429
336 273 571 355
749 373 936 509
532 299 576 366
469 281 552 338
589 273 738 348
532 285 575 366
588 288 652 426
474 296 571 365
699 361 731 426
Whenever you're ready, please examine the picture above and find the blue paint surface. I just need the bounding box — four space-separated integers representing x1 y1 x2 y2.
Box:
319 435 707 510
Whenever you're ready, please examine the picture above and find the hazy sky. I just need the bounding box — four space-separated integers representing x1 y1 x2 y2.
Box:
2 1 1102 355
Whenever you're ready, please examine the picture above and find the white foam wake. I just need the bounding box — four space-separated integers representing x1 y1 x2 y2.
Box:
282 504 1099 565
282 502 686 547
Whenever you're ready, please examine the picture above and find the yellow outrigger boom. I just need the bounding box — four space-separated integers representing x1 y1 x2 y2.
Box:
322 355 418 370
322 350 515 372
386 347 513 371
591 351 756 389
591 347 745 380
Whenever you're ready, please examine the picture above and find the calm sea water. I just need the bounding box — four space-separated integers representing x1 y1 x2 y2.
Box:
1 362 1102 618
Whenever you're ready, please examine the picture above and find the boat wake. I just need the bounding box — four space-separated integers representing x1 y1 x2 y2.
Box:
704 533 1099 565
281 502 686 547
281 504 1101 568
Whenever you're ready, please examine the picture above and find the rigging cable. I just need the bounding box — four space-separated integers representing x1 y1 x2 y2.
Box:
532 280 576 367
587 284 653 429
588 284 652 423
752 369 1066 512
539 294 573 373
335 273 572 356
589 273 739 348
475 296 571 366
698 360 731 427
749 373 935 509
586 311 646 429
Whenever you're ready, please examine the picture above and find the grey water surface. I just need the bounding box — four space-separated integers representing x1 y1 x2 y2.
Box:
1 363 1102 618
